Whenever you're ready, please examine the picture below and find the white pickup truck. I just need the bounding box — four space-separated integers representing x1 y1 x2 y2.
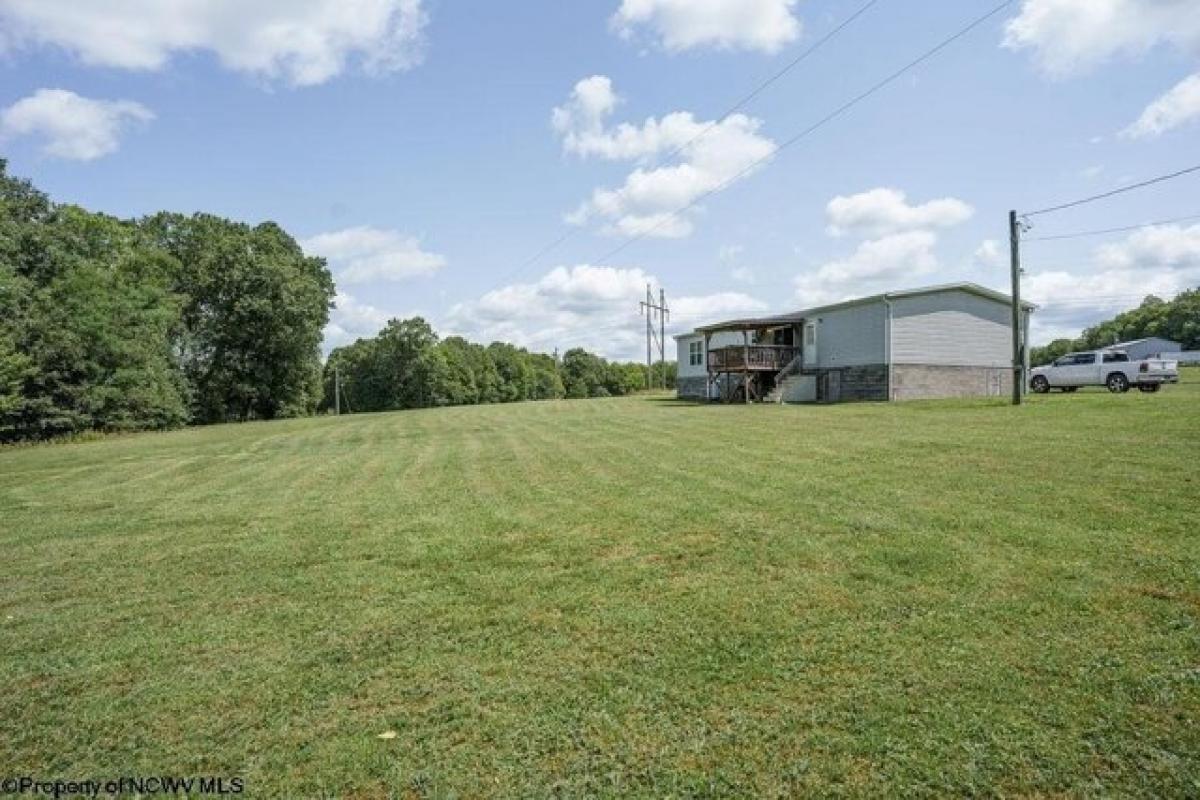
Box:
1029 349 1179 394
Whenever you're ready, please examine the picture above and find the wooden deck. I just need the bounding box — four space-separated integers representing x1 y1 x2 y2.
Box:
707 345 799 372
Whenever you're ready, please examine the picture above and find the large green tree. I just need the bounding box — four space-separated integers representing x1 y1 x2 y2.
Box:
0 161 336 440
0 174 189 439
141 213 334 422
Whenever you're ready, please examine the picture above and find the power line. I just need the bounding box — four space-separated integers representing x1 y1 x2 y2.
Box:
1029 295 1161 307
649 0 884 170
1022 164 1200 218
1012 292 1181 309
476 0 884 294
594 0 1016 264
1022 212 1200 242
477 230 576 305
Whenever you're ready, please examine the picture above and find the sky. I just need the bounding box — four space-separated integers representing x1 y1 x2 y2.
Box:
2 0 1198 360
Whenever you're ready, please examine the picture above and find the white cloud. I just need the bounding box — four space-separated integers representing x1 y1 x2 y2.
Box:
972 239 1005 270
551 75 620 153
1023 223 1200 342
1024 269 1193 342
1123 72 1200 138
672 291 768 325
1096 223 1200 270
554 76 776 239
446 264 766 360
324 290 396 350
612 0 801 53
1080 164 1105 179
0 88 152 160
301 226 445 283
794 230 941 305
0 0 428 86
825 188 973 238
1003 0 1200 78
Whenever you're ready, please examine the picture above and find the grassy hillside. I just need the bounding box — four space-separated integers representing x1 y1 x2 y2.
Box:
2 375 1198 797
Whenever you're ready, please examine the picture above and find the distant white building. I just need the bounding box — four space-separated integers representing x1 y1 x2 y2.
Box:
1107 337 1181 360
675 282 1035 403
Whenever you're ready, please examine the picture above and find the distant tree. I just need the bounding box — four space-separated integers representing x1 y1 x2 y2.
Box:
650 359 677 389
0 265 33 431
527 352 564 400
487 342 534 402
1030 338 1079 367
1157 289 1200 349
437 336 482 406
561 348 608 398
325 317 448 412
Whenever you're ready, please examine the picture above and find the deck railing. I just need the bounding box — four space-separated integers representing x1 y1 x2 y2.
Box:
708 345 799 372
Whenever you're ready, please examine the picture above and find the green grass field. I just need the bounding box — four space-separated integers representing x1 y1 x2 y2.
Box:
3 372 1198 797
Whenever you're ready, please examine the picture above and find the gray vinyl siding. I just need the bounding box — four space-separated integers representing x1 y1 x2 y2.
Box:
890 290 1012 367
812 302 886 368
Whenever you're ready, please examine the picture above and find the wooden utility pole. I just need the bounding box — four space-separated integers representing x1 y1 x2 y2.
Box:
1009 210 1023 406
640 284 670 391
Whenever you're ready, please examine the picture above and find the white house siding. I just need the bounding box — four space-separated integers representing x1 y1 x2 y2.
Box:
890 289 1011 367
676 334 704 379
888 289 1028 400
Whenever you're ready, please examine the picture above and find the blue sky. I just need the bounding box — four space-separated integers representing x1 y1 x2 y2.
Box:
2 0 1198 359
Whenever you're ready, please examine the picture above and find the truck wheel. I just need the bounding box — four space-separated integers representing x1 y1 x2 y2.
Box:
1137 383 1160 393
1031 375 1050 393
1106 373 1129 393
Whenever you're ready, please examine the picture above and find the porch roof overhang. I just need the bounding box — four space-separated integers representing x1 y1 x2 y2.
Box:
694 313 804 334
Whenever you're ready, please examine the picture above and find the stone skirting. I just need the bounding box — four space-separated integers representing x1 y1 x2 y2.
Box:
890 364 1011 400
681 364 1013 402
676 374 746 401
810 364 889 402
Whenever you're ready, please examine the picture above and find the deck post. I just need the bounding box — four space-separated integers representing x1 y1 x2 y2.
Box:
704 332 712 402
742 330 750 404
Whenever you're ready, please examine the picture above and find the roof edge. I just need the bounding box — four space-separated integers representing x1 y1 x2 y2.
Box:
693 282 1037 334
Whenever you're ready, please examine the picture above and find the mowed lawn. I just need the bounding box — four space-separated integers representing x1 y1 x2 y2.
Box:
2 375 1198 797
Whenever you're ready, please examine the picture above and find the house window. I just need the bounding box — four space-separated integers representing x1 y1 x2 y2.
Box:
689 340 703 366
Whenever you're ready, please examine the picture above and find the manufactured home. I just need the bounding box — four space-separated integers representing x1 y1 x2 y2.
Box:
675 282 1035 403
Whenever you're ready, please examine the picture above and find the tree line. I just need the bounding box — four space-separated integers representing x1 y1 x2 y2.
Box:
0 161 675 442
323 317 675 413
1030 290 1200 366
1 161 334 442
